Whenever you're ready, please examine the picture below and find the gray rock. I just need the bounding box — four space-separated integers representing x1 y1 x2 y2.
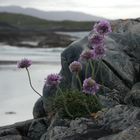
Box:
99 94 119 108
33 97 46 119
0 128 19 137
0 119 33 140
33 31 140 118
97 105 140 131
0 135 30 140
40 117 112 140
43 85 58 98
0 117 50 140
59 37 86 89
111 18 140 33
125 82 140 107
130 23 140 34
122 33 140 63
27 117 49 140
59 32 138 102
33 85 58 118
40 105 140 140
42 82 59 116
32 19 140 140
40 113 70 140
98 123 140 140
40 117 90 140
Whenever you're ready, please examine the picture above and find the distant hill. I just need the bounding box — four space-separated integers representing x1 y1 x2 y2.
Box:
0 6 105 21
0 12 94 31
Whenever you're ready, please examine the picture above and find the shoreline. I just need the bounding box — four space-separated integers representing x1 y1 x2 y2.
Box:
0 60 60 65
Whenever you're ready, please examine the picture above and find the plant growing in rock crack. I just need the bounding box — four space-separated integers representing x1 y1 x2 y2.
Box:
46 89 102 119
17 20 112 119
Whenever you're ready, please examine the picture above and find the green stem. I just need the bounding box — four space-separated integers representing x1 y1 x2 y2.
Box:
58 87 73 118
76 74 82 90
84 99 92 115
100 60 105 95
94 60 102 78
85 62 89 78
89 59 94 79
26 68 42 97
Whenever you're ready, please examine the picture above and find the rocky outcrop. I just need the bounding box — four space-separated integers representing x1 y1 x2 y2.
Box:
111 18 140 33
40 105 140 140
1 104 140 140
0 117 49 140
33 19 140 139
1 18 140 140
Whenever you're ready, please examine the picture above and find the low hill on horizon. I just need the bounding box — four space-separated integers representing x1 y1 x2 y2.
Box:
0 12 94 32
0 6 105 21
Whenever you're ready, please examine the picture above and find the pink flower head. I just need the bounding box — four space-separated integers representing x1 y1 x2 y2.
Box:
80 50 93 61
69 61 82 73
17 58 32 68
88 33 104 46
92 45 106 60
83 77 99 95
45 74 62 87
94 20 112 35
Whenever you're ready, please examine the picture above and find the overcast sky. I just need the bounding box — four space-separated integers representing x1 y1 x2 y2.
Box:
0 0 140 19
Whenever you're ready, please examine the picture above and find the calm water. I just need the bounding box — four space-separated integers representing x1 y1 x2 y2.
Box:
57 31 89 38
0 44 64 126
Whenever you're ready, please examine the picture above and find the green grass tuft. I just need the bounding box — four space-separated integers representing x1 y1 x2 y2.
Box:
46 89 102 119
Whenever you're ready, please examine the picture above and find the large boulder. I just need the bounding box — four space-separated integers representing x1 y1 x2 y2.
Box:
59 32 138 102
33 30 140 118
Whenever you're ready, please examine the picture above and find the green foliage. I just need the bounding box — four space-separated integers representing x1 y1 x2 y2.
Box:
46 89 102 119
0 12 93 31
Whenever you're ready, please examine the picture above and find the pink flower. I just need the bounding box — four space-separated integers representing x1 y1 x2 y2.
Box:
45 74 62 87
17 58 32 68
94 20 112 35
80 50 93 61
88 33 104 46
92 45 106 59
69 61 82 73
83 77 99 95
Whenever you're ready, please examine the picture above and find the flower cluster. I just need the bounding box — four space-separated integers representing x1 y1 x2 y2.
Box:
88 33 104 46
68 20 111 95
87 20 112 60
94 20 112 35
69 61 82 73
83 77 99 95
92 44 106 59
17 58 32 68
17 20 111 118
80 50 93 61
45 74 62 87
